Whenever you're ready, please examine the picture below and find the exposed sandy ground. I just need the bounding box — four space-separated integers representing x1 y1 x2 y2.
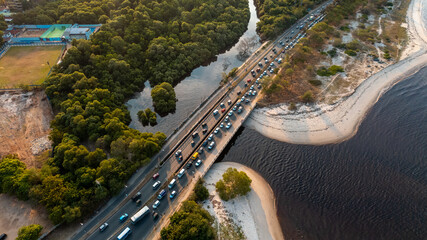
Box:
0 89 53 167
0 194 54 239
245 0 427 145
203 162 284 240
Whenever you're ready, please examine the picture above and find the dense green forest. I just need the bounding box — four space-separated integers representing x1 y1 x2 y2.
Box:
255 0 324 39
1 0 251 224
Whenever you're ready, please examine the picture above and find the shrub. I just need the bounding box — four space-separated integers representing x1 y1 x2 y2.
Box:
288 102 297 111
301 91 314 103
215 168 251 201
137 108 157 126
345 49 357 56
308 79 322 86
328 65 344 74
327 48 337 57
193 178 209 202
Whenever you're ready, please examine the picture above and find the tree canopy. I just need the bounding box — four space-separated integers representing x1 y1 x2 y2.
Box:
151 82 176 114
17 224 43 240
161 201 215 240
255 0 324 39
2 0 250 225
215 167 252 201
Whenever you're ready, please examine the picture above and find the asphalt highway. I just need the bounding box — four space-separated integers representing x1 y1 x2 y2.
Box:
72 2 332 240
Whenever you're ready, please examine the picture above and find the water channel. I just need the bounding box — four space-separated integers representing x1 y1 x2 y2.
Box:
125 0 261 136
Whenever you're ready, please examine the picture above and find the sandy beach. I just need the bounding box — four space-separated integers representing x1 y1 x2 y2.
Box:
202 162 284 240
245 0 427 145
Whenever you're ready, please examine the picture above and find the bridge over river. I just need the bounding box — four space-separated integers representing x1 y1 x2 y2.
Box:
70 3 331 240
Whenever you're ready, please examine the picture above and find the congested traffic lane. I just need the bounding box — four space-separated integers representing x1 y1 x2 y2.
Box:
85 2 331 239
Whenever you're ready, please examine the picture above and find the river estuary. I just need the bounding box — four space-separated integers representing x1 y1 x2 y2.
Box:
127 0 426 239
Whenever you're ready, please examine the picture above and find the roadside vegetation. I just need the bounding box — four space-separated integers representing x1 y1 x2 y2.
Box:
259 0 406 106
17 224 43 240
255 0 324 39
160 200 215 240
191 178 210 202
2 0 250 225
215 167 252 201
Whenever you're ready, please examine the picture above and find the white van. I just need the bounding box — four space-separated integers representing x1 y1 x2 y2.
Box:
168 178 176 189
177 169 185 179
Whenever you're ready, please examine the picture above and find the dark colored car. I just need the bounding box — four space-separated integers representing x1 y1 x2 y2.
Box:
186 161 193 169
152 212 159 220
131 192 141 201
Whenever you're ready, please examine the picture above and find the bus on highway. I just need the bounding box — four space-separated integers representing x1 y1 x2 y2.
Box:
130 206 150 224
117 227 131 240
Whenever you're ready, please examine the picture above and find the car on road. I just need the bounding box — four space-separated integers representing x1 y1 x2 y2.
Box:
186 161 193 169
152 212 159 220
168 178 176 189
157 189 167 200
237 106 243 114
175 150 182 157
152 200 160 209
119 213 128 222
152 173 159 180
177 169 185 178
214 127 220 134
132 192 141 201
153 181 161 190
228 111 233 116
170 190 177 199
208 141 216 150
220 122 224 128
99 223 109 232
208 134 214 141
192 131 198 138
195 159 202 167
213 109 219 115
226 122 232 129
203 140 209 146
136 199 142 205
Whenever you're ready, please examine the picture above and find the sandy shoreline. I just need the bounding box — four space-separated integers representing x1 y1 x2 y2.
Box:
245 0 427 145
202 162 284 240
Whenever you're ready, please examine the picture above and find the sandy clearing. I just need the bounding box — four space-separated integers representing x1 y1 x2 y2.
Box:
203 162 284 240
0 194 54 239
245 0 427 145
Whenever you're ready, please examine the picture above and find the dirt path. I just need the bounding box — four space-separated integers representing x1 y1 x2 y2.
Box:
0 89 53 167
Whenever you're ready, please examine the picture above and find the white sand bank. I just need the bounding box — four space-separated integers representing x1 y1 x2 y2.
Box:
203 162 284 240
245 0 427 145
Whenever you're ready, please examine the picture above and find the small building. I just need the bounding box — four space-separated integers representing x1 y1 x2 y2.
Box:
61 24 101 41
5 0 22 12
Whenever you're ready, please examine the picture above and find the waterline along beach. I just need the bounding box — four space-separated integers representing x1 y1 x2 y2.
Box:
246 0 427 145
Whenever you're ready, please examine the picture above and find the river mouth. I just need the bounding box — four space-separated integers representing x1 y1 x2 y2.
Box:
125 0 260 136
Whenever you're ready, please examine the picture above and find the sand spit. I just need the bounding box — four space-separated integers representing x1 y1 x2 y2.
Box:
245 0 427 145
203 162 284 240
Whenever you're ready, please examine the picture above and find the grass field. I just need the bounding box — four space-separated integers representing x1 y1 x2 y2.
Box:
0 46 63 88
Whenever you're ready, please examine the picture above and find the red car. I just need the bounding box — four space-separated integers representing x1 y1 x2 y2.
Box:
221 108 226 113
247 79 252 83
152 173 159 180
